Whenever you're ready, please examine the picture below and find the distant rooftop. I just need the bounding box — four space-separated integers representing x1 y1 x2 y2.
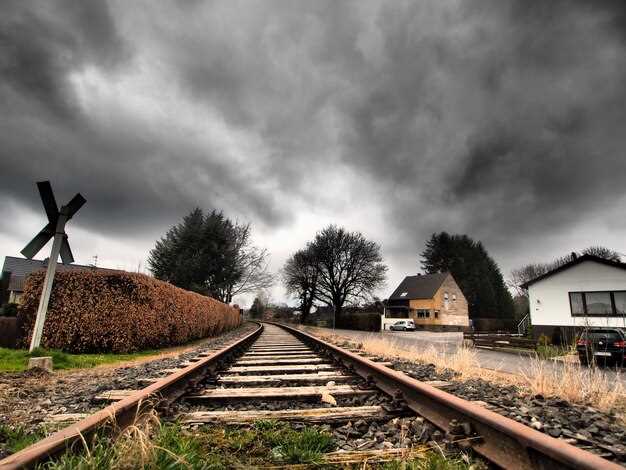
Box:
388 272 449 300
1 256 118 291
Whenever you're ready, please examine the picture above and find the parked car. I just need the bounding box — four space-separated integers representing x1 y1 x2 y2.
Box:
389 320 416 331
576 328 626 367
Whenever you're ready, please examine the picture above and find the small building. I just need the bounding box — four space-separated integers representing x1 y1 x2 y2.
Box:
521 254 626 344
382 272 469 331
0 256 116 305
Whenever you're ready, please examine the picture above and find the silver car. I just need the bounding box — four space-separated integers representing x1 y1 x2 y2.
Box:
390 319 416 331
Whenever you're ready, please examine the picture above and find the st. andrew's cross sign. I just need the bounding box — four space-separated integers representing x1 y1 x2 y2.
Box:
21 181 86 351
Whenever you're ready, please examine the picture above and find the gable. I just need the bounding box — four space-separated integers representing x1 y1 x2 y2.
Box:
529 259 626 291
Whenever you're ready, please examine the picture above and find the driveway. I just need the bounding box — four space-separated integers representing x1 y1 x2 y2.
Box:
303 326 626 385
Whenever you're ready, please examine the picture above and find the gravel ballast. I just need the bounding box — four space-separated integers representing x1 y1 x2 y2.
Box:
320 335 626 465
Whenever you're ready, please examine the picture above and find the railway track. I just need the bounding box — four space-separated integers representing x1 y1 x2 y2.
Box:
0 322 623 469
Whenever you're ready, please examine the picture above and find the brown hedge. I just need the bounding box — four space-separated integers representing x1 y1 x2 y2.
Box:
18 270 241 353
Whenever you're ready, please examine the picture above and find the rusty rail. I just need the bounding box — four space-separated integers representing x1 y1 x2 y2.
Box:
0 323 263 470
276 323 622 470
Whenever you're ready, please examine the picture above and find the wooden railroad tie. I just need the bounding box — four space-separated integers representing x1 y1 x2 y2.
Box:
217 372 354 385
186 384 375 401
234 358 329 366
181 405 407 424
226 364 336 374
94 390 137 402
240 353 318 360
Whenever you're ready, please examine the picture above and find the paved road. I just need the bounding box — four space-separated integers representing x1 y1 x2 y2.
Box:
305 327 626 385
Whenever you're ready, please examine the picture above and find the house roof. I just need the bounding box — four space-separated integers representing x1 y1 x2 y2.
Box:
1 256 118 292
389 272 449 300
520 254 626 289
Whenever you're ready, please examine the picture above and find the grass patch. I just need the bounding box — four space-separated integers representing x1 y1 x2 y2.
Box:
0 347 165 372
0 424 45 455
383 451 483 470
36 417 336 469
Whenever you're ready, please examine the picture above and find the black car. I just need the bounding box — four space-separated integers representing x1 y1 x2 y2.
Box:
576 328 626 367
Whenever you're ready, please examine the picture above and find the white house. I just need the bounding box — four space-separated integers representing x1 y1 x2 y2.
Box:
522 254 626 344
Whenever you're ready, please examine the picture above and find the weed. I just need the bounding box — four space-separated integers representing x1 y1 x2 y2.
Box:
535 344 573 360
272 427 335 464
383 450 484 470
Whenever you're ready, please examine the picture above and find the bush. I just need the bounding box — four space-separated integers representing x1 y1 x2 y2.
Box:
337 312 380 331
17 270 241 353
0 303 18 317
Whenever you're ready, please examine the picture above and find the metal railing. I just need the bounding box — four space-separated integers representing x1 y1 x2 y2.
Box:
517 313 531 336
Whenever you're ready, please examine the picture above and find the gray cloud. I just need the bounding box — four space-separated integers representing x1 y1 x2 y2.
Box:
1 0 626 300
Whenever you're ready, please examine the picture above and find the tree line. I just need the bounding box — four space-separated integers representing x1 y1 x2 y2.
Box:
283 228 518 323
148 208 620 325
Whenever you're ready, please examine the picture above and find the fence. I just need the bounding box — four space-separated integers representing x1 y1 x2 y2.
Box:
464 332 537 351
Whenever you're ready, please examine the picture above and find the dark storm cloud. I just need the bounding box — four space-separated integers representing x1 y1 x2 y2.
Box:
0 0 126 117
334 0 626 252
1 0 626 271
0 0 290 237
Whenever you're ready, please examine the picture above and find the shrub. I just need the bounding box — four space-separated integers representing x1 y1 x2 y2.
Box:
17 270 241 353
337 312 380 331
0 303 18 317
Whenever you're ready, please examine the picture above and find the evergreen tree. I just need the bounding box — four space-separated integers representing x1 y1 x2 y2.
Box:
148 208 273 301
249 296 265 319
421 232 514 319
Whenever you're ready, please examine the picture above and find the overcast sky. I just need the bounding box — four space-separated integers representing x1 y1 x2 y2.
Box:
2 0 626 307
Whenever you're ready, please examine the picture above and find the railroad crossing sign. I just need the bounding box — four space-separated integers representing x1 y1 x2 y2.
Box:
21 181 86 351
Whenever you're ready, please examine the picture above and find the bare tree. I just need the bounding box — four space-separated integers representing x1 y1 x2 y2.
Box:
283 247 318 321
509 245 622 298
508 263 550 298
216 223 275 303
308 225 387 323
581 246 621 262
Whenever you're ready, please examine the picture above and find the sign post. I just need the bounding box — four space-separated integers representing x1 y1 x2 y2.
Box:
21 181 85 352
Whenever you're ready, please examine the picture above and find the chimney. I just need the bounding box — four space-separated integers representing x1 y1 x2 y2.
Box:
571 252 578 261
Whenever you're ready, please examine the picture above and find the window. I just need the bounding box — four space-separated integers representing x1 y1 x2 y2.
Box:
569 293 584 315
614 292 626 315
444 292 449 300
434 311 439 319
585 292 612 315
452 294 457 302
416 309 430 318
569 291 626 316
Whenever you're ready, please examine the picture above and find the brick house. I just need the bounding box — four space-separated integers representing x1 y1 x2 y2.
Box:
382 272 469 331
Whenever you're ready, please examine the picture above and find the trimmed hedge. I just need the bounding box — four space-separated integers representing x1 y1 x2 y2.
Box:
336 312 381 332
18 270 241 353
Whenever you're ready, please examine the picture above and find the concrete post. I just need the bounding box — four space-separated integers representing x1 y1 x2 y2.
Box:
29 211 68 352
381 307 385 332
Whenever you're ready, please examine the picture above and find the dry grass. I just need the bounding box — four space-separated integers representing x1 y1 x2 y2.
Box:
521 359 625 412
303 327 626 418
305 327 507 382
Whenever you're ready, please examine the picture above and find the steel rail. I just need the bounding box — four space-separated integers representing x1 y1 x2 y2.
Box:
275 322 623 470
0 323 263 470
